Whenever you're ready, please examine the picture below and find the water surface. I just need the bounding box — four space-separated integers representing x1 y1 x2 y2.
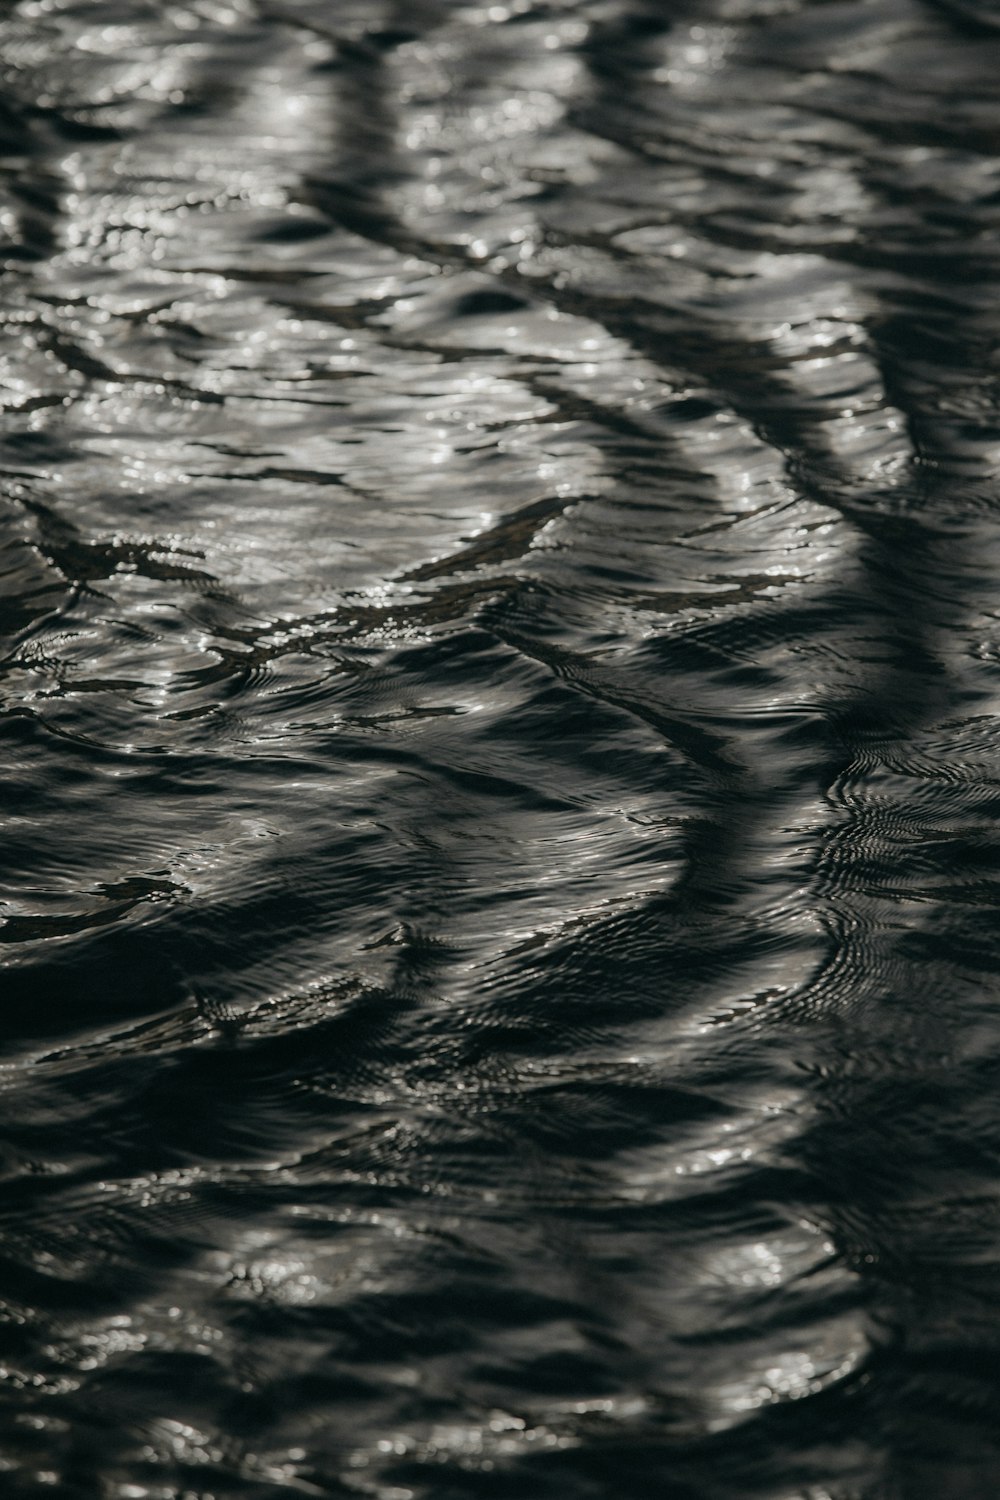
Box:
3 1 1000 1495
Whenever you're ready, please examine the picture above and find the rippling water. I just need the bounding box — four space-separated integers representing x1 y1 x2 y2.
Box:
3 0 1000 1495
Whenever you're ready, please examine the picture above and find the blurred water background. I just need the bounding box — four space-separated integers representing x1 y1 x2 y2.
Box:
2 0 1000 1495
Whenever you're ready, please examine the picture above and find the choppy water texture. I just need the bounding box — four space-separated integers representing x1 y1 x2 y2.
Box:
2 0 1000 1494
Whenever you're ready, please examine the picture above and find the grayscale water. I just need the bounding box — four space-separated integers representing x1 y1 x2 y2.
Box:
2 0 1000 1495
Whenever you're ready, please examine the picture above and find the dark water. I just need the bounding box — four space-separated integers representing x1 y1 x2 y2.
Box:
2 0 1000 1495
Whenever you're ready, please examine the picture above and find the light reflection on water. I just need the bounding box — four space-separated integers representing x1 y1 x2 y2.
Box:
2 0 1000 1496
